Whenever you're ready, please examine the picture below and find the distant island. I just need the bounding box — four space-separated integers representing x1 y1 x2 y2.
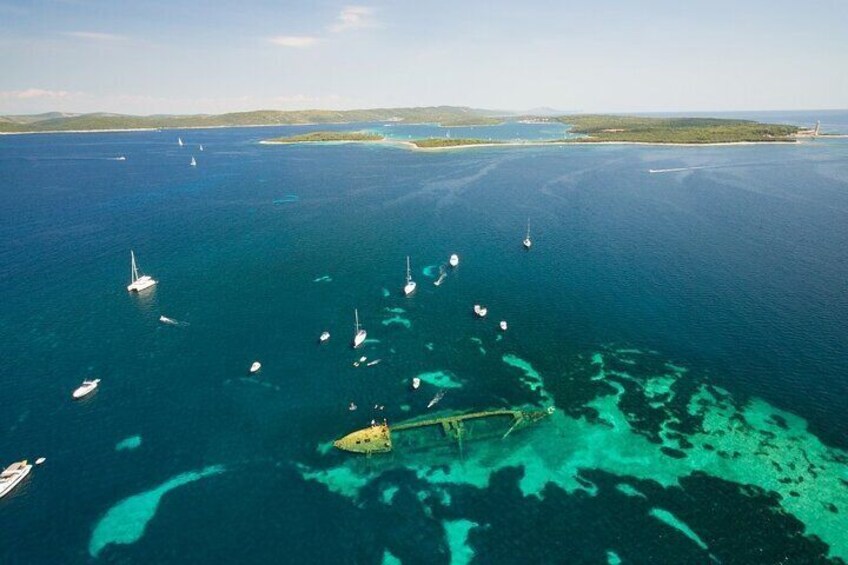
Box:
264 131 384 143
0 106 822 145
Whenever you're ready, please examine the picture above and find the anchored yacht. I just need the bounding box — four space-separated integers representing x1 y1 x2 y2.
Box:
473 304 488 318
403 256 417 296
0 460 32 499
127 250 157 292
72 379 100 399
352 309 367 348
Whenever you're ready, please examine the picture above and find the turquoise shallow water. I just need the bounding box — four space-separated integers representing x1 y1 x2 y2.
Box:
1 115 848 563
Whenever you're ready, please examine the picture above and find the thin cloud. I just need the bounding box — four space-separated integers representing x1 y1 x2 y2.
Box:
269 35 319 48
329 6 376 33
65 31 127 41
0 88 73 100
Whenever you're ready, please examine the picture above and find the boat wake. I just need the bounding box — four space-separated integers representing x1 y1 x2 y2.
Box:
648 165 713 174
159 315 189 327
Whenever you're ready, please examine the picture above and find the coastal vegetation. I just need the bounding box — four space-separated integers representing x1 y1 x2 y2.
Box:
266 131 383 143
559 115 800 143
411 138 503 148
0 106 501 133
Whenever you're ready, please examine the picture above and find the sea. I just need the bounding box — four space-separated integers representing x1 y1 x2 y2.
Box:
1 110 847 564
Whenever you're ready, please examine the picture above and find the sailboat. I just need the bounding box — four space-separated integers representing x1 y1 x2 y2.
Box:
352 309 367 348
178 137 183 147
403 256 417 296
523 219 532 249
127 250 157 292
199 144 204 151
190 156 197 167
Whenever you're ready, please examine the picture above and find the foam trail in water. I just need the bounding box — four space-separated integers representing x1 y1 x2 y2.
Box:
159 315 189 326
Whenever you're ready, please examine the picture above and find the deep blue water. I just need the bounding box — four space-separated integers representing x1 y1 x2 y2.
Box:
1 114 848 563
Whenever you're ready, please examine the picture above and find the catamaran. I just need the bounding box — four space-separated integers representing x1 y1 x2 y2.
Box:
127 250 157 292
0 460 32 499
352 309 367 348
190 156 197 167
523 219 532 249
403 256 417 296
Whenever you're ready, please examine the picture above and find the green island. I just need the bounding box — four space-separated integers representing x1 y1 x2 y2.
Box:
265 131 384 143
1 107 815 145
0 106 502 133
411 138 504 148
557 115 801 143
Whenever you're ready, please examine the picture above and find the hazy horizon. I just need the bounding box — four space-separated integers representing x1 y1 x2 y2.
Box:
1 1 847 115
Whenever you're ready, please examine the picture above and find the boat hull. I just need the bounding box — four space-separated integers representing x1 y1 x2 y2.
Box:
352 331 367 348
127 276 157 292
0 462 32 498
333 408 553 455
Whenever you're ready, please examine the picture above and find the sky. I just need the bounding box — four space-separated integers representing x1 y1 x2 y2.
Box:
0 0 846 115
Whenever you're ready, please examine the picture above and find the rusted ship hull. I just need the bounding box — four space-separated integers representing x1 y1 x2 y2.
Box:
333 407 554 455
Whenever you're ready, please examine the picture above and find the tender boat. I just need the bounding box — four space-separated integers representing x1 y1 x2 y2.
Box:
72 379 100 399
352 309 367 348
0 460 32 499
500 320 508 331
434 267 447 286
127 250 157 292
473 304 488 318
427 390 445 409
449 254 459 267
366 359 381 367
319 331 330 343
412 377 421 390
403 256 417 296
250 361 261 374
523 219 532 249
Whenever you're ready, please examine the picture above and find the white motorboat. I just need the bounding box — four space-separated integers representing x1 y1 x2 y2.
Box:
412 377 421 390
72 379 100 399
449 254 459 267
319 331 330 343
500 320 508 331
190 156 197 167
473 304 488 318
352 309 367 348
0 460 32 499
127 250 157 292
523 219 532 249
115 156 126 161
159 315 178 325
366 359 381 367
250 361 262 374
403 256 417 296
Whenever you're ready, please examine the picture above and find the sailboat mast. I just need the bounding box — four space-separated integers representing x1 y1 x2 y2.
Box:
130 250 138 282
355 309 360 332
406 256 411 283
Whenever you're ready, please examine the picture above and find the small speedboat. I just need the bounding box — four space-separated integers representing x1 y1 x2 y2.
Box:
250 361 261 374
500 320 508 331
0 460 32 499
319 331 330 343
449 254 459 267
72 379 100 399
427 390 445 409
412 377 421 390
159 315 178 325
473 304 488 318
366 359 381 367
349 402 357 411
